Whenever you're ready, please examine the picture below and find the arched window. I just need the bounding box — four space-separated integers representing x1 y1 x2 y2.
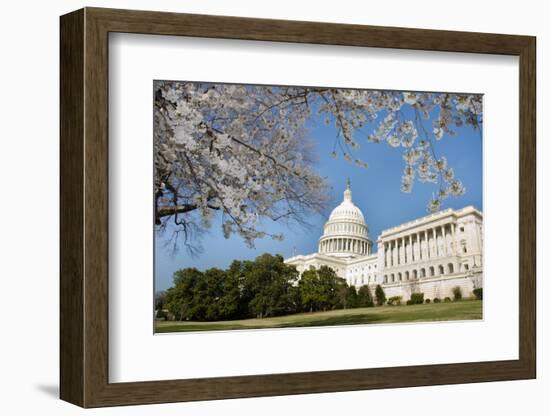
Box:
438 265 444 275
384 275 388 283
413 270 418 279
398 272 402 281
448 263 454 274
391 273 395 282
429 266 435 276
405 271 410 280
420 268 426 278
463 263 470 271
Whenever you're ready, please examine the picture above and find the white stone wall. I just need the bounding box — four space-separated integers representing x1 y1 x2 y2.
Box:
284 205 483 301
381 272 482 301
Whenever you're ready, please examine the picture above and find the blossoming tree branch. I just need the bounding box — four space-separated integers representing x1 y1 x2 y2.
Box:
154 81 482 251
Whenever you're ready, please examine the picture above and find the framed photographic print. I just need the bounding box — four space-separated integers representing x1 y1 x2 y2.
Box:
60 7 536 408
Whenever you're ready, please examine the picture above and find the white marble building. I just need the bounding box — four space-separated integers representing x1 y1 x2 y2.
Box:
285 181 483 301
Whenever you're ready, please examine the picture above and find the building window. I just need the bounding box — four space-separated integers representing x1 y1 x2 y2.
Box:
420 268 426 278
463 263 470 271
438 265 444 275
429 266 435 276
448 263 454 274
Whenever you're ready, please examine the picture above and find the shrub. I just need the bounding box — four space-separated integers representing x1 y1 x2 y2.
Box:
406 300 413 305
358 285 375 307
375 285 386 306
444 297 452 302
425 298 431 304
433 297 441 303
409 293 424 305
473 288 483 300
452 286 463 301
388 296 403 306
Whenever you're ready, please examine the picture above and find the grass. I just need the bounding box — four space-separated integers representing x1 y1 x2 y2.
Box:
155 299 482 333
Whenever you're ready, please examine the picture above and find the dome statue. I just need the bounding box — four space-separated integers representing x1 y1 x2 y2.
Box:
318 179 372 258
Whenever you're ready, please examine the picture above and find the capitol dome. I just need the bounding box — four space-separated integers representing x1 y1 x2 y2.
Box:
318 180 372 258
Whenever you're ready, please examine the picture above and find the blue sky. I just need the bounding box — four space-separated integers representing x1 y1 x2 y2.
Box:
155 98 483 291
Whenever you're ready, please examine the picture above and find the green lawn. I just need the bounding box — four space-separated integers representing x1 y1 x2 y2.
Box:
155 299 482 333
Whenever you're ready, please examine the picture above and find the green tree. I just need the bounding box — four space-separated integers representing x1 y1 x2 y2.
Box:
299 266 347 312
375 284 386 306
216 268 243 320
165 268 203 320
357 285 374 307
298 268 321 312
345 286 359 309
201 268 228 320
241 254 299 318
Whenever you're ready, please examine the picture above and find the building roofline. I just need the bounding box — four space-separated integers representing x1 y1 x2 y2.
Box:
379 205 482 238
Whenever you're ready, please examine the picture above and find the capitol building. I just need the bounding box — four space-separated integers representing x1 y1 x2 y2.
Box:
285 181 483 301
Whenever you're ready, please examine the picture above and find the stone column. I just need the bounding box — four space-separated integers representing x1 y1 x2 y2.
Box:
396 240 400 265
424 230 431 259
398 240 402 264
442 225 448 256
451 223 456 255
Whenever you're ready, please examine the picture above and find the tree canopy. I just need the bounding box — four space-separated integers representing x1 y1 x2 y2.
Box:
163 254 376 322
154 81 482 251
